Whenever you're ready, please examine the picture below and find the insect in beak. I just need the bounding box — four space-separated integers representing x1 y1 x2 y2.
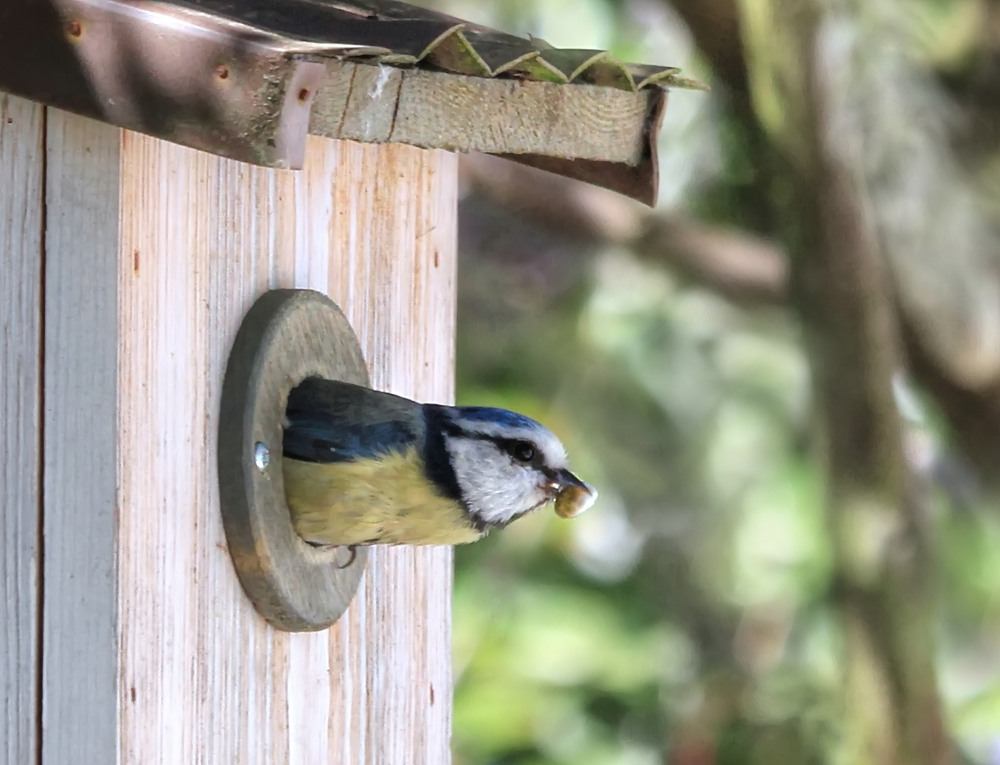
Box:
551 469 598 519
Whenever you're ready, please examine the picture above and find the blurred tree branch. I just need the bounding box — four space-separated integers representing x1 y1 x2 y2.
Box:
663 0 750 99
745 1 950 761
461 154 788 305
674 0 1000 444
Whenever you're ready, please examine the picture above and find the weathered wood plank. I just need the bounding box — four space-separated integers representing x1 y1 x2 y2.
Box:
41 116 455 763
0 92 44 765
43 109 123 765
327 137 456 764
310 60 651 164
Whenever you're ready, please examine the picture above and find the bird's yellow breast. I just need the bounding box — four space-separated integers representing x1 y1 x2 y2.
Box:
283 448 482 546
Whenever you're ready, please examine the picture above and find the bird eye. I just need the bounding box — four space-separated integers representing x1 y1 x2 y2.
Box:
509 441 536 463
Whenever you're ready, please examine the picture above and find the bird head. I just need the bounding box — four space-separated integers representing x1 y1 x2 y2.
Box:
428 405 597 532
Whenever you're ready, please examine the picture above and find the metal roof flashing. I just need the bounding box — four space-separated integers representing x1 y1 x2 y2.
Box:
0 0 702 204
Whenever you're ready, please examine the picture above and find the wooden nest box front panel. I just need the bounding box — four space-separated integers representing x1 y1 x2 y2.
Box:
2 97 455 763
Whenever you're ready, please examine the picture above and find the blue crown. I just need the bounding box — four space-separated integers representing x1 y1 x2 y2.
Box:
454 407 544 431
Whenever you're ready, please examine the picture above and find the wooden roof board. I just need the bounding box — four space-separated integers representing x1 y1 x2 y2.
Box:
0 0 700 204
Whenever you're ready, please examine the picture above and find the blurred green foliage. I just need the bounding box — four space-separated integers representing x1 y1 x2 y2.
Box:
413 0 1000 762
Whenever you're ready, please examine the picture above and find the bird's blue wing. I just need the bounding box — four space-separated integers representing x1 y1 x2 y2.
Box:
283 378 420 463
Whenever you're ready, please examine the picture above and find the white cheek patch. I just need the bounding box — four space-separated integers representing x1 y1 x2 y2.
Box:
445 438 549 526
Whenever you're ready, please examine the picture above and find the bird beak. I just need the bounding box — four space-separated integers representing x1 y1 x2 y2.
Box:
551 469 598 519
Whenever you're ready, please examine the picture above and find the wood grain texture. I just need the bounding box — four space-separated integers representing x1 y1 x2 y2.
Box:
43 109 123 765
41 113 455 762
0 92 43 765
310 60 650 163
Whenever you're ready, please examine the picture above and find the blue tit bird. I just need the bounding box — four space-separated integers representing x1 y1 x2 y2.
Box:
282 378 597 546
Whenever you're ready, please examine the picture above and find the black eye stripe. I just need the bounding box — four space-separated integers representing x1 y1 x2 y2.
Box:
500 438 543 466
442 423 545 467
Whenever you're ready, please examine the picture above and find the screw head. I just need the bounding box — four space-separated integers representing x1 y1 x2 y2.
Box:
254 442 270 471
